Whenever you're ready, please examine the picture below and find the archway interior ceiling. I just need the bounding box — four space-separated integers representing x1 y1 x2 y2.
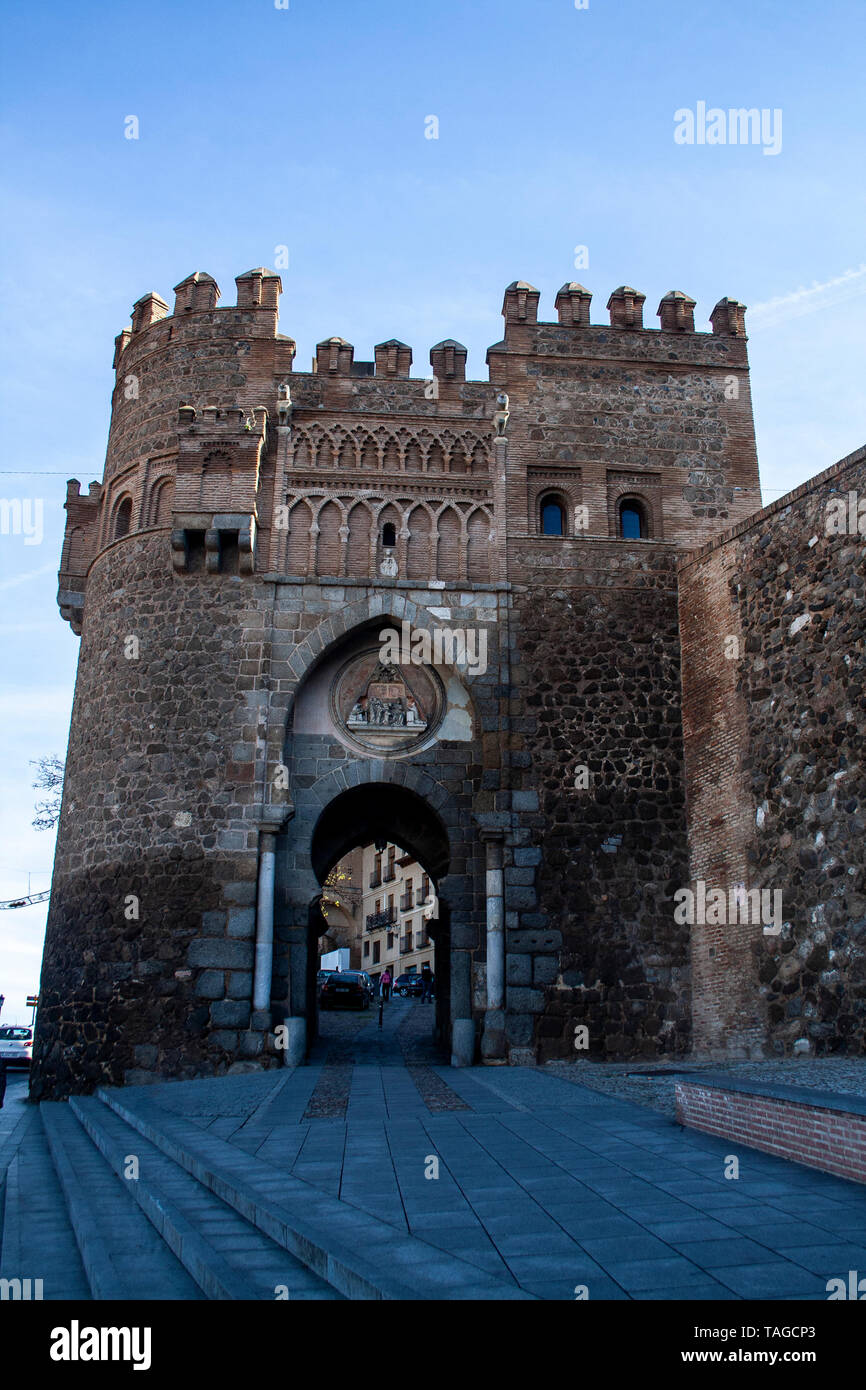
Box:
310 784 450 886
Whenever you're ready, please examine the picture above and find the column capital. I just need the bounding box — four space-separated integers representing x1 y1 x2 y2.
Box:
254 805 294 836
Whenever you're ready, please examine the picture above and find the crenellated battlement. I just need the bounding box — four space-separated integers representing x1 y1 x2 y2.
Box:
112 268 748 387
58 263 760 635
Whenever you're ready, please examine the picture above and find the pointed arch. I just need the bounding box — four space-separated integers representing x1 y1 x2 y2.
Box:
376 501 402 566
436 506 461 582
471 442 488 475
293 433 312 469
360 435 379 470
112 494 133 539
339 434 358 470
287 500 313 576
147 476 173 526
448 443 469 475
405 437 423 473
315 499 342 575
316 434 334 470
382 435 401 473
406 504 433 579
466 508 490 583
427 439 445 473
346 501 372 577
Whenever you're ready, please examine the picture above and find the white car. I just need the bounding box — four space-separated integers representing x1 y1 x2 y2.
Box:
0 1025 33 1068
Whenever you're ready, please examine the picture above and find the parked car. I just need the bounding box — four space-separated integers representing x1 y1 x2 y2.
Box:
316 969 337 986
393 973 423 997
319 971 373 1010
0 1025 33 1068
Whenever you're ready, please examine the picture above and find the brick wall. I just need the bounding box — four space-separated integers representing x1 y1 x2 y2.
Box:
676 1079 866 1184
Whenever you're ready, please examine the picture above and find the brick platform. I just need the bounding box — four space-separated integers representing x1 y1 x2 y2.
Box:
676 1074 866 1185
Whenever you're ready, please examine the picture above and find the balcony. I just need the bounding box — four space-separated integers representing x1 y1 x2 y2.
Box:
382 868 397 883
399 892 414 912
400 937 413 954
369 872 382 889
366 907 396 932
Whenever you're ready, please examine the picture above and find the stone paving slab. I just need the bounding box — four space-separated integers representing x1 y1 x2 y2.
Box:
98 1082 532 1300
30 1002 859 1301
190 1003 866 1299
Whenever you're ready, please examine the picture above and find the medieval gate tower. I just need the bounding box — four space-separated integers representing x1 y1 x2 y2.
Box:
32 267 866 1098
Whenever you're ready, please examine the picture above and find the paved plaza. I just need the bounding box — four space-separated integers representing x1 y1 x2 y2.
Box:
3 1002 866 1299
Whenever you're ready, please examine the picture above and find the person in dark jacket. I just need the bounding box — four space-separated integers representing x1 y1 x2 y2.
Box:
421 962 434 1003
0 1055 7 1110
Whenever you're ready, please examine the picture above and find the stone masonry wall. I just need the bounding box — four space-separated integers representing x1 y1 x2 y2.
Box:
508 538 691 1061
680 445 866 1057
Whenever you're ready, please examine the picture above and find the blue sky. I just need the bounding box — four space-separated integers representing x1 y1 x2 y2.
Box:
0 0 863 1023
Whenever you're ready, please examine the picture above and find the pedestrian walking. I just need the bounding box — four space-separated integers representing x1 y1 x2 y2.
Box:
421 962 434 1003
380 968 392 1002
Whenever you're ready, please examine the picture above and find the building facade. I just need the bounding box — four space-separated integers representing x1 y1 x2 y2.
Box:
357 842 434 984
30 266 866 1099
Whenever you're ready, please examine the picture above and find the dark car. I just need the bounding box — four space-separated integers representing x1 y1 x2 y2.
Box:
319 971 373 1010
393 973 423 998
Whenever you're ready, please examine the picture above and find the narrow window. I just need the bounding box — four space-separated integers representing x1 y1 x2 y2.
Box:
114 497 133 539
619 501 645 539
382 521 396 547
541 497 564 536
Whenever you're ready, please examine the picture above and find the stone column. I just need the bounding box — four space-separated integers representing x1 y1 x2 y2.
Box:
450 948 474 1067
251 812 290 1030
490 436 509 583
480 828 506 1061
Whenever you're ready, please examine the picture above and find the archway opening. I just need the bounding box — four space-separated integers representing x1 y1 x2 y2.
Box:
307 784 452 1052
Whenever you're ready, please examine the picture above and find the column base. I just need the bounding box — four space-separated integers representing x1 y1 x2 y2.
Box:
282 1016 307 1068
451 1018 475 1067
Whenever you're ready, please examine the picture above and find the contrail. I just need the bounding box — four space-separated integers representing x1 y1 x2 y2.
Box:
748 264 866 325
0 563 56 592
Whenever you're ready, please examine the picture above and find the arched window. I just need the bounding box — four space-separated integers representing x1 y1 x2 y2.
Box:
382 521 396 548
618 499 647 539
540 496 565 536
113 497 133 539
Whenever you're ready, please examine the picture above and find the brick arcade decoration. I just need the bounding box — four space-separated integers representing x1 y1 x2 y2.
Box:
31 264 866 1100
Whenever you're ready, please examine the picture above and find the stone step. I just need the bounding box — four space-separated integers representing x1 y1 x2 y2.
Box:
41 1102 205 1300
97 1085 534 1300
1 1110 91 1300
69 1095 341 1301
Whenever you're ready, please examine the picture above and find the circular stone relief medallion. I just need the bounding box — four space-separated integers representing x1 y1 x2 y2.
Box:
330 649 445 755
